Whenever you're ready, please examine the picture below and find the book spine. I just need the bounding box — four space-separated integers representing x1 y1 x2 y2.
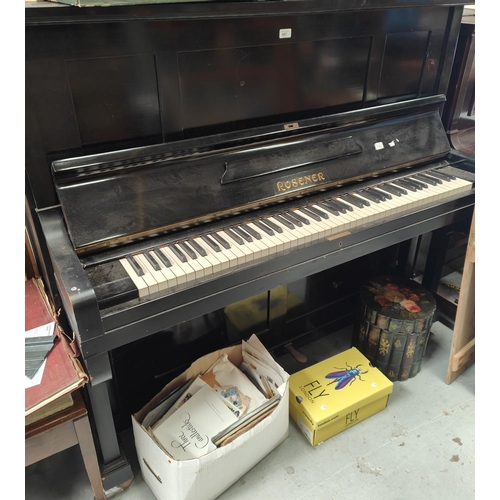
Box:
410 328 432 378
374 329 395 375
386 332 408 382
364 324 382 365
352 316 370 353
398 332 419 381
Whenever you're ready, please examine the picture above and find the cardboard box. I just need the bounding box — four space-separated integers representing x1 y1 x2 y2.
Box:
289 347 393 446
132 339 289 500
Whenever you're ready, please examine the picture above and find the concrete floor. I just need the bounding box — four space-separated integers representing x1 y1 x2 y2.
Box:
25 322 475 500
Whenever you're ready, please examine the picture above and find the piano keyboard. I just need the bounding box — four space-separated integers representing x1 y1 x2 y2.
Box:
118 169 473 299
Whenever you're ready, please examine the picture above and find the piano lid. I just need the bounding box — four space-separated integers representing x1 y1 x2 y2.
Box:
52 96 451 254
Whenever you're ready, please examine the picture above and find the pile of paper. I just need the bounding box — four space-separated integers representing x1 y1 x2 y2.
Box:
144 335 287 461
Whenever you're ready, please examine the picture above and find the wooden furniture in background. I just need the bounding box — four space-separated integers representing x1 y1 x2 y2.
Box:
25 389 107 500
446 209 475 384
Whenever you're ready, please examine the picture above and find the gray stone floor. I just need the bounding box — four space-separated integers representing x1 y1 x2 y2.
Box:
25 322 475 500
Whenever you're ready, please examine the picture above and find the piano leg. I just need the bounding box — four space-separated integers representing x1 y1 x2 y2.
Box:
84 353 134 491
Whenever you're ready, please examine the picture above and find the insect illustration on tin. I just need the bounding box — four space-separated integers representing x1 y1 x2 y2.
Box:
325 363 369 389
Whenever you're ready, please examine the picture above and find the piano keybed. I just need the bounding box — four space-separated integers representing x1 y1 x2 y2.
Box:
94 167 472 307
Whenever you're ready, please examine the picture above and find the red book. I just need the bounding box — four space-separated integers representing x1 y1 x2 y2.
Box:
25 278 88 418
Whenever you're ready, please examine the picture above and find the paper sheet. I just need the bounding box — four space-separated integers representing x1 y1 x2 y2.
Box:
25 322 55 388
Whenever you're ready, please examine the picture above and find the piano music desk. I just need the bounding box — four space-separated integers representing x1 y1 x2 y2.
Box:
25 389 107 500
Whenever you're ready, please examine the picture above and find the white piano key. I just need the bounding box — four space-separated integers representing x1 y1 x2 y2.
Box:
236 235 263 261
149 250 178 288
262 218 293 251
334 198 367 227
129 254 159 295
173 243 205 279
134 253 169 292
119 257 149 298
214 231 247 266
284 213 314 245
159 246 190 285
289 210 321 242
248 233 270 258
192 237 224 274
320 203 358 231
270 217 302 250
295 210 332 239
182 240 215 278
343 205 368 227
246 222 280 256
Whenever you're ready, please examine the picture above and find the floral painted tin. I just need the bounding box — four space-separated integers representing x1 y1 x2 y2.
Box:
352 276 436 381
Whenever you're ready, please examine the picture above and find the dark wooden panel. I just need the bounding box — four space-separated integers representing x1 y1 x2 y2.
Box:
65 54 162 147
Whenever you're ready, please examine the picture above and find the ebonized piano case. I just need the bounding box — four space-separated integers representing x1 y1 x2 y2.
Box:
25 0 474 490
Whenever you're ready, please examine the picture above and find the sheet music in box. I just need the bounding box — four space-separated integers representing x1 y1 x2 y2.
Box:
151 384 239 460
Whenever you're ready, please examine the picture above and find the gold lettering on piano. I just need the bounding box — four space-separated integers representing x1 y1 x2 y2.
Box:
275 171 327 194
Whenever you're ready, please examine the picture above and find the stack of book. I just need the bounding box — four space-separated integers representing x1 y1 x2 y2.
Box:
25 278 88 426
143 335 287 461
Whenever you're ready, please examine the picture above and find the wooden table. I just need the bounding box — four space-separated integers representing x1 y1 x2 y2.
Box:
25 389 107 500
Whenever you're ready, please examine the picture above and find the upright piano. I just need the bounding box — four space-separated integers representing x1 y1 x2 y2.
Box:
25 0 475 489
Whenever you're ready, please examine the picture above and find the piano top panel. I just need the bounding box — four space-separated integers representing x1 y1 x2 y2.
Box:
26 1 465 211
25 1 472 21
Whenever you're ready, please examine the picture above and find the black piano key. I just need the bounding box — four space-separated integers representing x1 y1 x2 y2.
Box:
377 184 404 196
343 194 367 208
326 199 347 213
233 225 253 242
332 198 354 211
319 201 339 216
282 212 303 227
349 192 370 206
253 219 275 235
202 234 221 252
307 205 329 219
425 173 443 184
263 218 283 233
211 231 231 249
415 173 440 186
429 169 455 181
402 177 424 190
371 187 392 200
126 255 144 276
357 190 381 203
170 244 188 263
289 211 310 225
154 247 172 267
393 179 417 192
179 241 198 259
273 214 295 229
242 223 262 240
143 250 161 271
299 207 322 222
224 227 244 245
189 238 207 257
408 177 427 189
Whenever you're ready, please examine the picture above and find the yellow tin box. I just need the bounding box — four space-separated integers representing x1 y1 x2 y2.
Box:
289 347 393 446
